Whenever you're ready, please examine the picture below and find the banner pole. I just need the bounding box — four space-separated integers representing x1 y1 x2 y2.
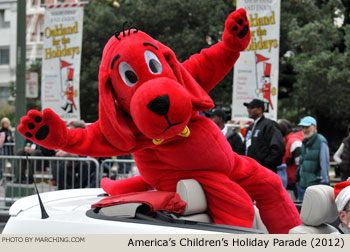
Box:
14 0 27 154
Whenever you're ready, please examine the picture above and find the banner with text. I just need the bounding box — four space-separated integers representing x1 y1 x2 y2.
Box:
232 0 280 122
41 3 84 122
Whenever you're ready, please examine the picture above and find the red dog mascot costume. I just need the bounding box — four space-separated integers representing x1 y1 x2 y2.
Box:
18 9 301 233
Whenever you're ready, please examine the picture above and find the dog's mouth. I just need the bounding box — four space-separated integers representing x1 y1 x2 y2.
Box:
152 124 190 145
160 115 183 134
145 93 190 142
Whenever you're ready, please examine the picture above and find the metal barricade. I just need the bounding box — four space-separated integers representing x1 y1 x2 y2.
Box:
99 158 137 180
0 155 100 213
1 143 15 156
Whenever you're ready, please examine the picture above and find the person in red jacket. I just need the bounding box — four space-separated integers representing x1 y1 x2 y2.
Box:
278 119 304 200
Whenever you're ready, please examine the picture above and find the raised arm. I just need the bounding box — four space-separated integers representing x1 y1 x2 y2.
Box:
182 8 251 92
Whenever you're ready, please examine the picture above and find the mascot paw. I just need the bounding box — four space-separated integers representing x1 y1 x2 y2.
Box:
222 8 251 51
17 108 68 149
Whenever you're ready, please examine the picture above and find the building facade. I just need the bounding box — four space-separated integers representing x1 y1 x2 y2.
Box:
0 0 16 102
0 0 78 103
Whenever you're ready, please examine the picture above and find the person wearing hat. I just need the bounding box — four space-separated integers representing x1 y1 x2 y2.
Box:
333 178 350 234
295 116 330 201
242 99 285 173
209 108 245 155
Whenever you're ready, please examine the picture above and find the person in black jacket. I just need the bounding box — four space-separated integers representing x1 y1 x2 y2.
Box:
1 117 14 182
209 108 245 155
16 139 56 183
243 99 285 172
334 125 350 182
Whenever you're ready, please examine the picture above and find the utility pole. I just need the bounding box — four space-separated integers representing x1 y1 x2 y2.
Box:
14 1 27 153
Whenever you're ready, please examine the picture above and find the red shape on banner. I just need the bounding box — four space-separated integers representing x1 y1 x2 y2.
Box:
60 60 72 69
68 68 74 80
256 53 269 63
264 63 271 77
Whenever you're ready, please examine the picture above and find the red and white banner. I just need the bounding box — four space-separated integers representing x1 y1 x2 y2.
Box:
41 3 84 122
232 0 280 122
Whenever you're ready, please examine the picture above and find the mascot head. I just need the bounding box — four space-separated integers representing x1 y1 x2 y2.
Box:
98 25 214 151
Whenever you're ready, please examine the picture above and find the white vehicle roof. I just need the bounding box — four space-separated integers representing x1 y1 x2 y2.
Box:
3 188 262 234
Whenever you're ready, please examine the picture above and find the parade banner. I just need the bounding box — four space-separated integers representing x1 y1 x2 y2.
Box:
41 3 84 121
232 0 280 122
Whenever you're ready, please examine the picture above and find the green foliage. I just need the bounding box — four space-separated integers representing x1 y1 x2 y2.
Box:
279 0 350 149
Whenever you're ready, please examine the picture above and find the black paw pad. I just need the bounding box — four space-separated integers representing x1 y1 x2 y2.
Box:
237 19 243 25
35 125 50 141
232 26 238 32
237 25 249 39
25 132 33 138
34 116 42 123
28 123 35 130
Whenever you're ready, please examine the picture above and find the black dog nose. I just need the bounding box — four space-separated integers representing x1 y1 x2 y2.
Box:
147 95 170 115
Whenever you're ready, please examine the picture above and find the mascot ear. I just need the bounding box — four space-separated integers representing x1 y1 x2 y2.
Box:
98 65 136 151
162 46 214 111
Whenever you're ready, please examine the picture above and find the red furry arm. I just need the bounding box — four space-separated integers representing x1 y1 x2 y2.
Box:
61 120 126 157
17 108 122 157
100 176 153 196
182 42 240 93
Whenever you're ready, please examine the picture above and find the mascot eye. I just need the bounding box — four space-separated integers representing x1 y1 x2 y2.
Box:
118 62 138 87
144 50 162 74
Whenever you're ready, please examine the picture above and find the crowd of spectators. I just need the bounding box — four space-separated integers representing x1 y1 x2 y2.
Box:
209 98 345 203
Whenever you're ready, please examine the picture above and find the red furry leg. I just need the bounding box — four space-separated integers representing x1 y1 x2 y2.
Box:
101 176 153 195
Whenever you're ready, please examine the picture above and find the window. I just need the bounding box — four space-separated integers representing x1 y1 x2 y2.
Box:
0 9 10 28
39 22 44 41
0 48 9 65
30 32 36 42
0 87 10 102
